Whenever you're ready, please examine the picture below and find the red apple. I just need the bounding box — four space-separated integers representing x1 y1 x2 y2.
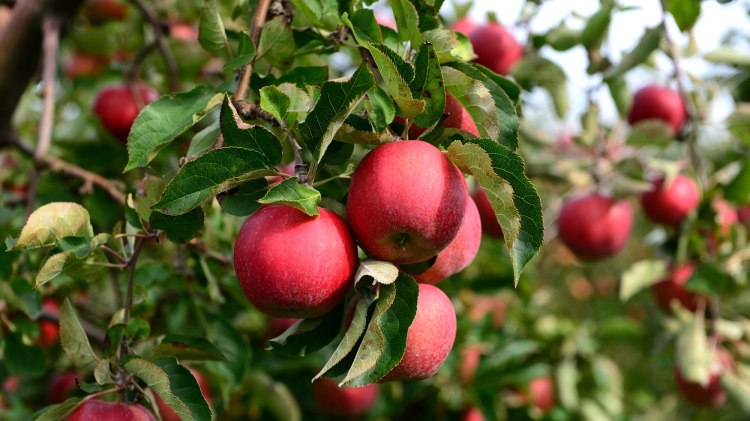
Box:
347 140 468 264
312 378 379 417
628 85 687 134
453 18 478 36
641 175 700 226
375 13 396 30
64 53 109 79
527 376 556 413
48 372 79 404
458 345 482 384
92 84 159 142
461 407 485 421
234 205 357 318
674 351 732 407
409 94 479 138
472 188 503 238
3 375 20 394
714 199 738 237
266 162 296 185
84 0 128 24
469 23 522 75
651 264 699 312
380 284 456 381
737 205 750 226
65 399 156 420
557 193 633 261
413 194 481 284
155 369 211 421
169 22 199 41
37 298 60 347
467 295 506 329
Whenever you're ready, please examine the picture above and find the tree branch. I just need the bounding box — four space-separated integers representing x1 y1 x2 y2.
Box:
126 0 179 92
234 0 272 103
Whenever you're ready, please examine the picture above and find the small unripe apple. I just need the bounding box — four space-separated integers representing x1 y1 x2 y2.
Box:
453 18 478 36
469 23 522 75
557 194 633 261
37 298 60 347
234 205 358 318
527 376 556 413
48 372 79 403
651 264 699 312
155 369 211 421
641 175 700 226
628 85 687 134
674 351 732 407
65 399 156 420
472 188 503 238
414 195 481 284
461 407 485 421
92 84 159 142
312 378 379 417
380 284 456 381
347 140 468 264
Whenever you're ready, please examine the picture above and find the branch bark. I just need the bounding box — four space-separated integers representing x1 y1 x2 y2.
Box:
234 0 272 103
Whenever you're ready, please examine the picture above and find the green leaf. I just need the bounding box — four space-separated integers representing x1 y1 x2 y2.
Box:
728 103 750 146
511 54 569 118
345 10 383 44
257 15 296 69
224 32 256 71
268 301 344 356
391 0 422 47
297 65 375 163
354 260 399 289
219 178 268 217
447 139 543 284
366 86 395 132
246 372 302 421
126 86 225 171
125 318 150 340
619 260 668 301
274 66 329 87
3 332 47 377
35 252 80 288
94 360 112 384
154 147 275 215
422 29 476 63
126 356 212 421
257 178 321 216
186 121 220 159
198 0 228 54
153 334 227 361
334 123 393 145
442 66 499 140
219 98 282 164
603 24 663 81
409 0 442 32
669 0 701 32
367 43 424 118
206 317 250 385
135 176 167 223
150 208 204 243
722 370 750 413
581 3 613 50
676 311 712 386
31 397 83 421
684 263 733 296
13 202 93 251
313 297 370 381
704 48 750 67
606 76 631 117
60 299 98 369
290 0 323 26
260 83 315 126
410 43 445 129
725 158 750 204
545 23 581 51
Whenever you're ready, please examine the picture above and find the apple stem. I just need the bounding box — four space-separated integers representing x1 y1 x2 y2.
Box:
127 0 180 92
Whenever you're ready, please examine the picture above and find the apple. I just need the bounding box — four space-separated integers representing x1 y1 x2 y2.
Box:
48 372 79 404
458 345 482 384
641 175 700 226
461 407 485 421
375 13 396 30
627 85 687 134
347 140 468 264
737 205 750 226
64 53 109 79
92 84 159 143
169 22 199 41
312 378 379 417
526 376 556 413
65 399 156 420
472 188 503 238
453 18 478 36
557 193 633 261
266 162 296 185
469 23 522 75
413 194 481 284
651 264 699 313
409 94 479 138
467 294 506 329
266 317 300 338
155 369 211 421
234 205 358 318
37 298 60 347
84 0 128 24
674 351 733 407
714 199 738 237
380 283 456 381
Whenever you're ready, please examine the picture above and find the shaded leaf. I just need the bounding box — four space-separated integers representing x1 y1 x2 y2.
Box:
257 178 321 216
219 178 268 217
410 43 445 129
153 334 227 361
60 299 98 369
219 98 282 164
150 208 204 243
443 66 499 141
268 301 344 356
198 0 228 54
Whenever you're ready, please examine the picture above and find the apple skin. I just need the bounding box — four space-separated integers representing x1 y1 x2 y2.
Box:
527 376 556 413
48 372 79 404
651 264 699 312
409 94 479 138
674 352 732 407
557 194 633 261
312 378 379 417
414 194 481 284
469 23 522 75
155 369 211 421
461 407 485 421
641 175 700 226
64 53 108 79
458 345 482 384
472 188 503 238
347 140 468 264
65 399 156 421
169 22 199 41
265 317 300 338
233 205 358 318
84 0 128 24
628 85 687 134
380 283 457 381
453 18 478 36
37 298 60 347
92 84 159 143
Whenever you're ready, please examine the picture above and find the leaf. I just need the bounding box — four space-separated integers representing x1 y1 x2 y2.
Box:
581 3 613 50
134 176 167 223
13 202 93 250
153 334 227 361
442 66 499 141
154 147 275 215
3 332 47 377
186 121 220 159
60 299 98 369
219 178 268 217
198 0 228 54
31 397 83 421
545 22 581 51
268 301 344 356
725 158 750 203
410 43 445 129
224 32 256 71
619 260 668 301
260 83 315 126
126 86 225 171
447 139 543 284
334 123 393 145
219 98 282 164
246 372 302 421
94 360 112 384
722 370 750 413
704 48 750 67
354 260 399 289
669 0 701 32
366 86 395 131
297 65 375 163
391 0 421 47
126 357 212 421
257 178 321 216
511 54 569 118
684 263 734 296
35 252 79 288
727 104 750 146
345 10 383 44
206 317 250 385
274 66 329 87
290 0 323 26
125 318 150 340
314 297 370 381
422 29 476 63
257 15 296 69
150 208 204 243
603 24 663 81
366 43 424 118
676 311 712 386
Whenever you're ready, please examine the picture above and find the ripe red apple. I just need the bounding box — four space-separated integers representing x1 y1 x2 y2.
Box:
467 294 506 329
48 372 79 403
92 84 159 142
458 345 482 384
409 94 479 138
380 283 456 381
737 205 750 226
312 378 379 417
472 188 503 238
628 85 687 134
347 140 468 264
557 194 633 261
469 23 522 75
234 205 357 318
413 194 481 284
714 199 738 237
64 53 109 79
375 13 396 30
65 399 156 420
453 18 478 36
266 162 296 185
641 175 700 226
526 376 556 413
37 298 60 347
169 22 199 41
674 351 732 407
461 407 485 421
651 264 699 312
84 0 128 23
155 369 211 421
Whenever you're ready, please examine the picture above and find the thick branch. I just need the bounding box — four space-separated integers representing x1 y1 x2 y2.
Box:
127 0 179 92
234 0 272 102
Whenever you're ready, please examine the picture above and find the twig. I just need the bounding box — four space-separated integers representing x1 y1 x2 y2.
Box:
234 0 272 103
187 239 232 267
122 239 145 326
127 0 179 92
124 39 157 82
101 245 127 264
